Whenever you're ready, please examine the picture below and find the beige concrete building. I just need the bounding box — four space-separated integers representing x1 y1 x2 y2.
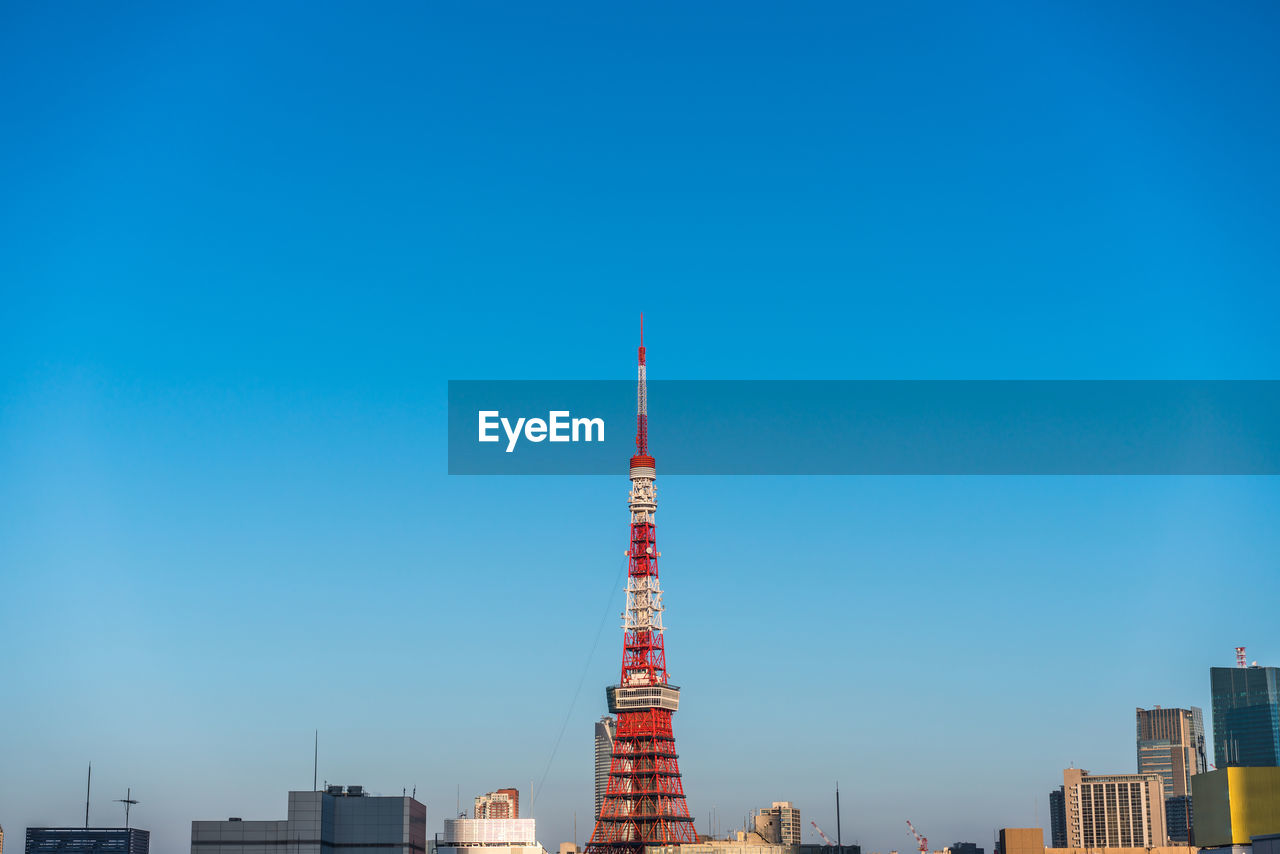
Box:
756 803 801 847
997 828 1042 854
1045 847 1195 854
1062 769 1167 848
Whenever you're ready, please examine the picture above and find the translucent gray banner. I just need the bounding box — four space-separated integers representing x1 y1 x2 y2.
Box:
447 381 1280 474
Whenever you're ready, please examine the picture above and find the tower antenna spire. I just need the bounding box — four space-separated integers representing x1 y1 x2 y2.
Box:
635 315 648 456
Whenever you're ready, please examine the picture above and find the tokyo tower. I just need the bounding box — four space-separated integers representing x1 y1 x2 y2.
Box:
586 323 698 854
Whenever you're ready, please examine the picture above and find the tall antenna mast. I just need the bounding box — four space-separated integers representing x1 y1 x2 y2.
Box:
636 313 647 456
1237 646 1247 667
313 731 319 791
85 763 92 828
115 788 139 829
836 782 842 848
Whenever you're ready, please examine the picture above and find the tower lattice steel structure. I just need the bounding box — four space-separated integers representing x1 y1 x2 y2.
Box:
585 326 697 854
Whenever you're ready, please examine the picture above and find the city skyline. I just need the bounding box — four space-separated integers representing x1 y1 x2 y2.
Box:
3 2 1280 854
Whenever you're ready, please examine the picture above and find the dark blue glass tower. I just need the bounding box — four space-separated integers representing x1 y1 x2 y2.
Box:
1210 665 1280 767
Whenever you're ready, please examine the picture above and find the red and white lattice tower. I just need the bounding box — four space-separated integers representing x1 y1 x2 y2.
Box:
585 324 698 854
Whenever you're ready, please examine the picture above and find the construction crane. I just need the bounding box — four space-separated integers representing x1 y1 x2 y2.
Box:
906 820 928 854
811 821 838 847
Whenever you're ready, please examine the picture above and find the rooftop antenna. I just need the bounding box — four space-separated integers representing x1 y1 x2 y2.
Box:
1237 646 1247 668
115 788 139 829
85 763 92 828
313 731 319 791
836 782 842 849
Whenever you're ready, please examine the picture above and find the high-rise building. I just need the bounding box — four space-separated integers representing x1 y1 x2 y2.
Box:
1136 706 1208 799
191 785 426 854
474 790 519 820
585 335 697 854
1210 660 1280 767
756 804 801 847
1061 768 1167 848
26 829 149 854
593 717 615 821
1135 705 1208 844
1047 787 1066 848
948 842 983 854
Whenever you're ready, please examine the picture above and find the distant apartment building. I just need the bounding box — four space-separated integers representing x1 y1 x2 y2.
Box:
436 818 541 854
1210 662 1280 767
594 716 616 821
191 785 425 854
26 829 149 854
474 790 520 820
1048 787 1067 848
948 842 983 854
1062 769 1167 848
755 803 801 846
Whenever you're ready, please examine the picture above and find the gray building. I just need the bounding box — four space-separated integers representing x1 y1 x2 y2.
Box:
26 829 149 854
594 717 615 821
192 786 425 854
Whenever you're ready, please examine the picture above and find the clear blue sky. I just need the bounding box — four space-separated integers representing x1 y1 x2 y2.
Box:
2 3 1278 853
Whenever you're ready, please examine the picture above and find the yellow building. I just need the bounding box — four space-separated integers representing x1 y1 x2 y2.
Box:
997 828 1042 854
1192 766 1280 846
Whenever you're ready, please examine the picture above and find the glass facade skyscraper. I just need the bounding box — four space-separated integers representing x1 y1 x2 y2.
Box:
1210 665 1280 767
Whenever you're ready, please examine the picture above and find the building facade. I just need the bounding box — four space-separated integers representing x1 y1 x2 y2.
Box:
1062 769 1167 848
755 804 800 847
1136 706 1208 798
436 819 541 854
191 786 426 854
1210 664 1280 768
1191 766 1280 847
996 828 1041 854
1135 706 1207 844
593 716 615 821
1048 787 1067 848
474 791 520 821
26 830 149 854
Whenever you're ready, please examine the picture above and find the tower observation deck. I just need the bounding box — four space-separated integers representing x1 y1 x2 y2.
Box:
584 326 697 854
